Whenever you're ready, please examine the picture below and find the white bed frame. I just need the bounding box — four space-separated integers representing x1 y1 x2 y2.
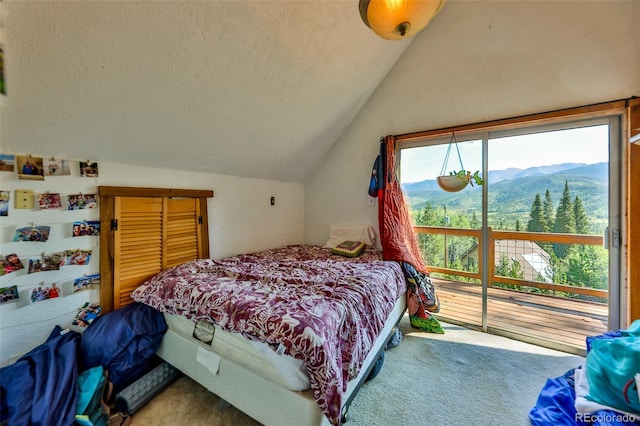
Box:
156 294 407 426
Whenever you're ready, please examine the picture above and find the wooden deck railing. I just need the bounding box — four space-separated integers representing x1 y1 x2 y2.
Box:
413 226 607 299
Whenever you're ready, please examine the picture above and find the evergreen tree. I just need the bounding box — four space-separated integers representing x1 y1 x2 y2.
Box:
415 202 439 226
543 189 555 232
566 246 608 292
515 218 522 231
574 196 590 234
495 254 511 277
414 203 444 268
508 258 524 279
495 254 524 285
527 194 544 232
548 251 569 286
470 211 480 229
554 182 576 234
553 181 576 258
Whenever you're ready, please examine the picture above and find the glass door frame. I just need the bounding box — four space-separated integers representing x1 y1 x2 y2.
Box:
399 113 626 332
485 116 623 331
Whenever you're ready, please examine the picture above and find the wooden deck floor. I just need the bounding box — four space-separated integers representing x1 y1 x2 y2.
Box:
430 277 609 356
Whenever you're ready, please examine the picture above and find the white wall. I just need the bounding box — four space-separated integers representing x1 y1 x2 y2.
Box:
304 1 640 245
0 161 304 366
98 162 305 258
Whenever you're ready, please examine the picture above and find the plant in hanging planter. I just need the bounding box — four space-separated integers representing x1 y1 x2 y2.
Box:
437 132 484 192
452 170 484 187
437 170 484 192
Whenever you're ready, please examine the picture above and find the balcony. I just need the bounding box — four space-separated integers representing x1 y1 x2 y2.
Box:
415 225 608 356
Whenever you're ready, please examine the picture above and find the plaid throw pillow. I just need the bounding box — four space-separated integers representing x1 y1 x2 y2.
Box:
331 241 366 258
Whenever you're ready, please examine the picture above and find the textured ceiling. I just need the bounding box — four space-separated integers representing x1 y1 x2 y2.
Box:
0 1 414 182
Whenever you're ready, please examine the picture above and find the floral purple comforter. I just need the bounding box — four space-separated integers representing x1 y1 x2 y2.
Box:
131 245 406 425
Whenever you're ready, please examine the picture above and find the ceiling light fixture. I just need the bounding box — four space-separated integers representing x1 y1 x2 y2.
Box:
359 0 447 40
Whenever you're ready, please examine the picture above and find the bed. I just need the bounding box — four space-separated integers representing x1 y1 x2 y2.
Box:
130 244 407 426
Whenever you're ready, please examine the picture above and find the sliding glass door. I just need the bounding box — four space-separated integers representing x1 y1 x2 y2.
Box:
400 116 623 354
484 118 620 350
401 137 484 328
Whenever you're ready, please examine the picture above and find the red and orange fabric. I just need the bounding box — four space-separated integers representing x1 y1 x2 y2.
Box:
376 135 443 333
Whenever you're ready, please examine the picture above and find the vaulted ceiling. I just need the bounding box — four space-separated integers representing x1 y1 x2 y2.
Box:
1 1 418 182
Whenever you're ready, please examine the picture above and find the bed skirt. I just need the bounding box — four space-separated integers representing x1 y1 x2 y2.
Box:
155 293 407 426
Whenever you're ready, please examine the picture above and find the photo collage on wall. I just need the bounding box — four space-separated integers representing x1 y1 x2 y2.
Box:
0 152 102 313
0 269 98 308
0 155 97 179
0 153 100 217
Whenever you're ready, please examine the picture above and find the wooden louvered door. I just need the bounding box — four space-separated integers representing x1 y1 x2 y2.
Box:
164 198 202 268
113 197 164 309
99 186 213 313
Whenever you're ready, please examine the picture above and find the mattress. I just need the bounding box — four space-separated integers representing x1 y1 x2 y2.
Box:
132 245 407 425
164 312 310 391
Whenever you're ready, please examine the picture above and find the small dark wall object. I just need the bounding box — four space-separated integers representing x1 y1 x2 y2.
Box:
0 44 5 95
270 196 275 206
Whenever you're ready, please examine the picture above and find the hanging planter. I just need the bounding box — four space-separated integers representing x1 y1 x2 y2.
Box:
436 132 483 193
437 173 471 192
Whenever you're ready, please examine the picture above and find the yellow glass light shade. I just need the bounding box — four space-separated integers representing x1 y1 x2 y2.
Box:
360 0 447 40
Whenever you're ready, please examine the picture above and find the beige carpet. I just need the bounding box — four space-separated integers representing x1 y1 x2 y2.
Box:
131 315 584 426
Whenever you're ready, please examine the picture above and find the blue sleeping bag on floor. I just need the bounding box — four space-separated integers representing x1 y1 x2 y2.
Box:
530 323 640 426
79 302 167 393
529 368 639 426
0 326 81 425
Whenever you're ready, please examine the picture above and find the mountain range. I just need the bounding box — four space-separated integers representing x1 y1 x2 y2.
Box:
402 162 609 230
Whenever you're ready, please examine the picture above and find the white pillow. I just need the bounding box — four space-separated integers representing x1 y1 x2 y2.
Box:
323 225 377 249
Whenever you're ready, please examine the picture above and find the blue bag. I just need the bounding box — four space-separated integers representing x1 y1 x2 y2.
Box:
0 326 80 425
79 303 167 392
585 320 640 415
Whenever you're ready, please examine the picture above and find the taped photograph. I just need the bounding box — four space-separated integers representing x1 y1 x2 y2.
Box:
0 286 19 304
0 154 15 172
13 225 51 242
16 155 45 181
62 249 92 266
38 193 62 209
79 161 99 177
44 159 72 176
0 191 9 216
72 221 100 237
30 282 62 303
73 273 100 292
67 194 98 210
2 253 24 274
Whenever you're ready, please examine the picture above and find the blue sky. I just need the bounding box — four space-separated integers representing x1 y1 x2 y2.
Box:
400 125 609 183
